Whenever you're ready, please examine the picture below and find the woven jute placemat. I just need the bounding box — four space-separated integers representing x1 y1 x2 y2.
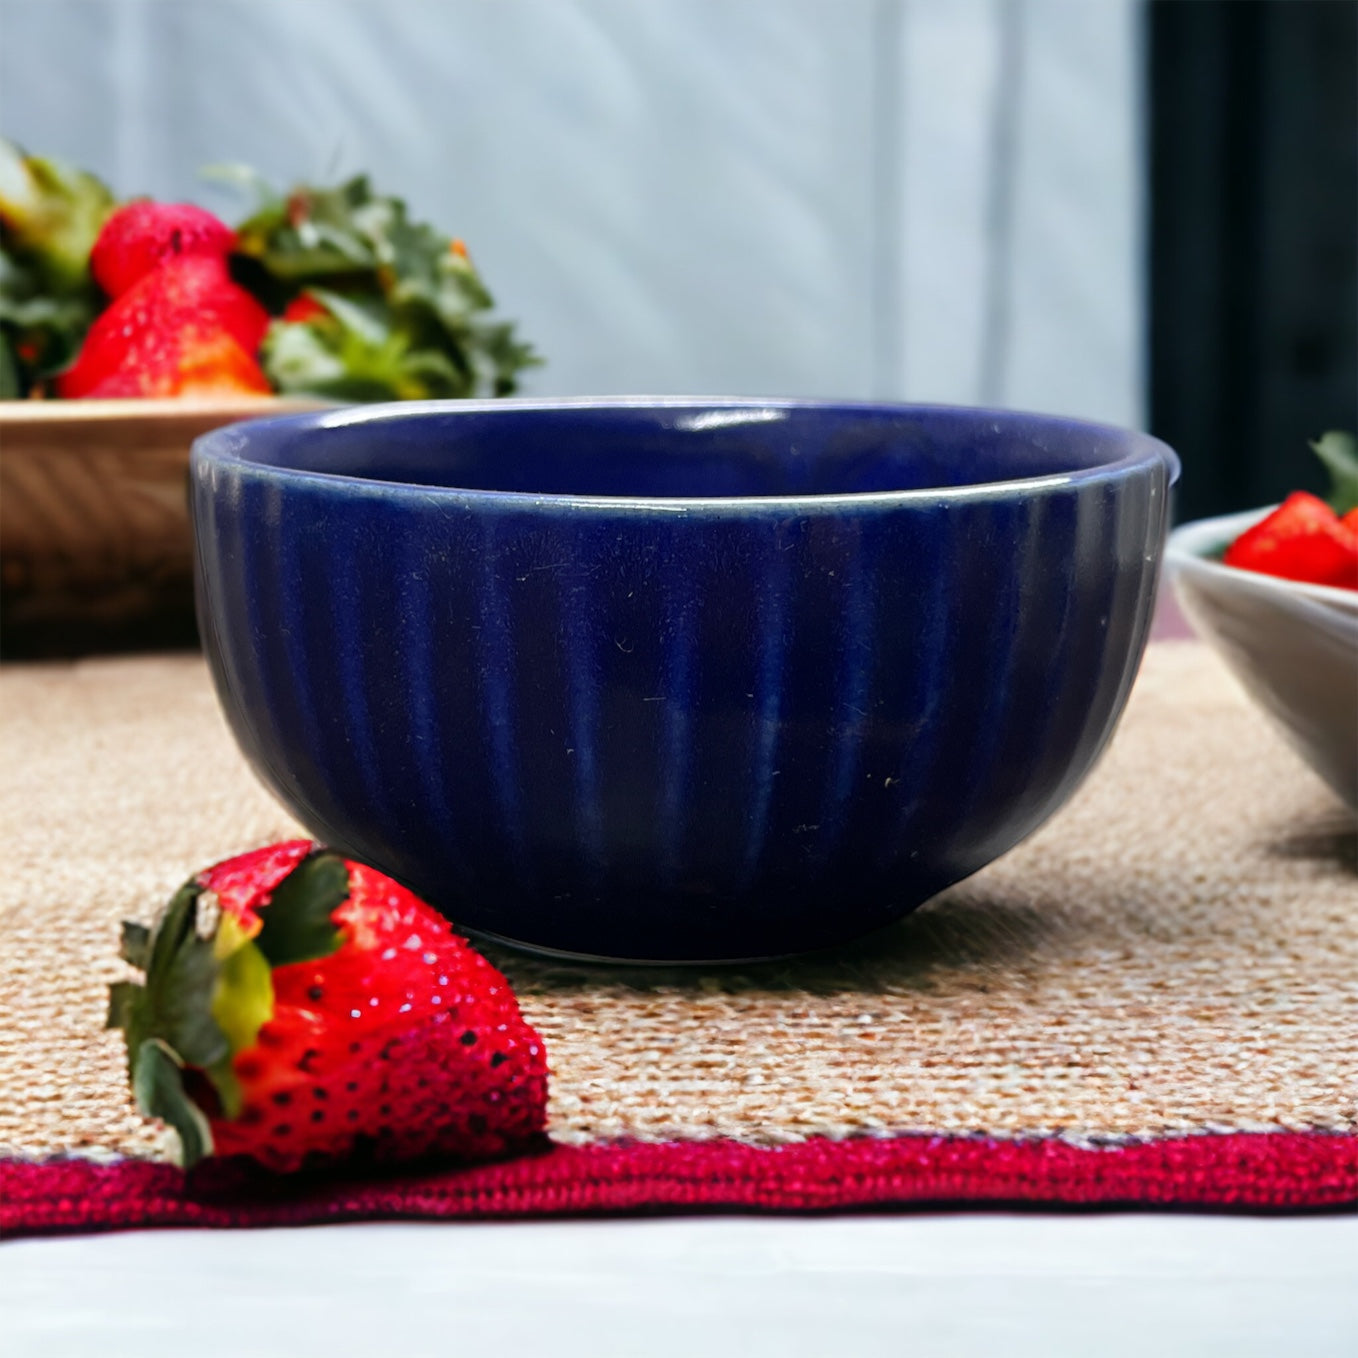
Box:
2 643 1355 1227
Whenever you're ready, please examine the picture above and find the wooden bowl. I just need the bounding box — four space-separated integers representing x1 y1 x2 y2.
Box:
0 398 321 656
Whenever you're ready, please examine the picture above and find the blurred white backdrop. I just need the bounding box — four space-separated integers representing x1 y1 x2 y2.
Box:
0 0 1143 424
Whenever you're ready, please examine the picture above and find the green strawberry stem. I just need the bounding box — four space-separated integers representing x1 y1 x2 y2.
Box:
108 850 351 1168
252 852 349 965
133 1038 214 1168
0 138 114 395
226 170 540 400
1310 431 1358 516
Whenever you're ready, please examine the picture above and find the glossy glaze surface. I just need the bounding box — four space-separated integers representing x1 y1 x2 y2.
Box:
1168 509 1358 808
192 399 1176 960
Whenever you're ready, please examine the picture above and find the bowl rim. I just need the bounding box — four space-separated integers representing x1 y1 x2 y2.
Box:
1167 505 1358 611
190 396 1180 511
0 395 322 425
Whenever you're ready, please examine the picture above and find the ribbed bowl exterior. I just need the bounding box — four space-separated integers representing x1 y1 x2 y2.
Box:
193 410 1173 960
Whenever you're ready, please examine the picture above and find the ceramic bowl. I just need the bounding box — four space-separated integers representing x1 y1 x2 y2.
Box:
1167 508 1358 807
191 399 1178 961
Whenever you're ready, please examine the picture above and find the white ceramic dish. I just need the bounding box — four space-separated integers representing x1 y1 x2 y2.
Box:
1167 507 1358 807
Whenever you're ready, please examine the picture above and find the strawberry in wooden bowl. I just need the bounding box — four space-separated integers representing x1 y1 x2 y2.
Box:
59 203 271 400
0 140 538 652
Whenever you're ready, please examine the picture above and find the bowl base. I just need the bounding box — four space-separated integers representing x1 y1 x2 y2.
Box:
461 923 807 968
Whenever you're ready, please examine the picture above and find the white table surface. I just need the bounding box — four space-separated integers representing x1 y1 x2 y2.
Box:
5 1213 1356 1357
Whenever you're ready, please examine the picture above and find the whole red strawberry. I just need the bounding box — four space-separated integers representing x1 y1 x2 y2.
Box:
1222 491 1358 590
108 842 548 1172
91 200 236 298
58 255 270 398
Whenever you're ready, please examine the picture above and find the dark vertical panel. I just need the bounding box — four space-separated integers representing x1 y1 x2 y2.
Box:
1149 0 1357 520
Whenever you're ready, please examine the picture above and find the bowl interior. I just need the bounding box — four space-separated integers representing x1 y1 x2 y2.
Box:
203 400 1171 500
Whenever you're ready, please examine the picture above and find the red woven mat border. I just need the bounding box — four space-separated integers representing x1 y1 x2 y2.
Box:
4 1132 1355 1237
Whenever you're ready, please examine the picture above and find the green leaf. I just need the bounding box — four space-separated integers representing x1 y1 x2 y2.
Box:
1310 431 1358 516
106 980 143 1034
136 880 230 1071
306 286 390 347
394 346 466 388
436 255 495 313
0 239 102 393
0 137 114 290
306 221 375 268
260 244 369 280
263 299 471 401
223 167 540 397
107 976 148 1083
262 318 351 392
132 1039 214 1169
111 875 272 1159
119 921 152 970
152 929 230 1071
211 936 274 1055
0 291 88 327
146 881 202 983
253 851 349 967
0 332 17 398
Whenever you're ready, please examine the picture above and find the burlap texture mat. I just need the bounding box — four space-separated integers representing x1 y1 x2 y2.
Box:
1 643 1354 1163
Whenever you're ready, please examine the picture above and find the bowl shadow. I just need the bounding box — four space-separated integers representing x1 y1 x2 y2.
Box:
479 887 1082 999
1265 812 1358 877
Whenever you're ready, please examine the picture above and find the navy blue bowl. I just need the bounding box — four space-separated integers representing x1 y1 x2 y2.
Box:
192 399 1178 961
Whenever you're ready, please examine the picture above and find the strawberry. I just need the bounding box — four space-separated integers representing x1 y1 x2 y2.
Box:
281 294 329 325
91 200 236 298
108 842 548 1172
59 318 271 399
58 255 270 398
169 328 273 397
1222 491 1358 590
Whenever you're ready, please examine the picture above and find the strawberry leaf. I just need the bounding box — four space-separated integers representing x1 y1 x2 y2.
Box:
0 332 18 397
253 851 349 967
262 318 350 392
110 870 297 1159
305 286 388 346
1311 431 1358 516
106 980 143 1035
146 881 201 980
0 139 112 394
119 921 151 969
227 170 540 397
304 221 374 269
150 929 230 1070
116 877 231 1074
132 1038 214 1169
0 137 114 290
262 319 415 402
